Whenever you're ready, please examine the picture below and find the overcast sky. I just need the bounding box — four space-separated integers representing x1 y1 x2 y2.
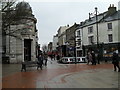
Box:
19 0 119 46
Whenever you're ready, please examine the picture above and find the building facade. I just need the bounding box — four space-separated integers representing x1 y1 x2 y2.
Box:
48 42 53 52
81 5 120 58
75 23 83 57
66 23 79 57
3 2 38 63
57 26 69 56
52 34 58 51
55 4 120 59
57 26 69 46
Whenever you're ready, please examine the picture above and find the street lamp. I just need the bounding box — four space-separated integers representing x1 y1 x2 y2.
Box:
74 37 77 64
89 7 99 51
95 7 99 49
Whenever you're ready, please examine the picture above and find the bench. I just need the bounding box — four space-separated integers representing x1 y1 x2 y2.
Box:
21 61 38 72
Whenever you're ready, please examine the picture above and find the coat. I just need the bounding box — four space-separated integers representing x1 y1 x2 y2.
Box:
38 55 43 65
112 53 119 64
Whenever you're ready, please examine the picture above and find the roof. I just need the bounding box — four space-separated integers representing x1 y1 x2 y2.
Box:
16 1 32 11
81 10 120 27
82 12 107 27
103 10 120 22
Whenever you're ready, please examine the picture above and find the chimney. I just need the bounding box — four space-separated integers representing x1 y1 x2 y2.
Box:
107 4 116 16
74 22 77 25
80 22 83 25
89 13 91 20
112 4 114 7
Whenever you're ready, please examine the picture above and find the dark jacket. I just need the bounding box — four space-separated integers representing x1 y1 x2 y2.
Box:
112 53 119 64
38 55 43 65
91 52 95 61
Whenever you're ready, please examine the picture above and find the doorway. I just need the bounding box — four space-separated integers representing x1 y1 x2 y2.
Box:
24 39 31 61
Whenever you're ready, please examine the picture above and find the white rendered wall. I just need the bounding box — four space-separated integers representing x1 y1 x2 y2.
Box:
82 20 119 46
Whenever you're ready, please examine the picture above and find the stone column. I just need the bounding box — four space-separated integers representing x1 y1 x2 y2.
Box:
31 37 36 61
0 7 2 90
22 38 24 62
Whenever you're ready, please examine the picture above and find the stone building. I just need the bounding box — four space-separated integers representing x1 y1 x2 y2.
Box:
52 34 58 51
75 23 83 57
57 25 69 56
66 23 79 57
4 2 38 63
78 5 120 58
48 42 53 52
57 26 69 46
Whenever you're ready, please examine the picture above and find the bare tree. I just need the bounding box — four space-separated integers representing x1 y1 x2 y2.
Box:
1 0 17 12
2 0 17 33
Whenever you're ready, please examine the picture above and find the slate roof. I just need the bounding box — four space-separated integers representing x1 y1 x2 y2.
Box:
81 10 120 27
103 10 120 22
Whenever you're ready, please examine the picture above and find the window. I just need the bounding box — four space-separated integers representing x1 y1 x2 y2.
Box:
76 38 81 46
88 26 93 34
108 34 113 42
107 23 112 30
77 30 80 36
88 36 94 44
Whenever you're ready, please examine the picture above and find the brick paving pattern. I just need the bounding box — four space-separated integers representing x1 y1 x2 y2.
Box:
1 59 120 89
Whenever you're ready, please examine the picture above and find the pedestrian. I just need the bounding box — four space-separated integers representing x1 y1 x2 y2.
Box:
87 52 92 65
91 51 96 65
37 54 43 70
97 53 101 64
53 54 55 60
44 54 48 66
112 52 120 72
56 54 60 60
50 54 53 60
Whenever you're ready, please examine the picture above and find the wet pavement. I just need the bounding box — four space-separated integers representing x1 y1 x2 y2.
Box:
1 58 120 89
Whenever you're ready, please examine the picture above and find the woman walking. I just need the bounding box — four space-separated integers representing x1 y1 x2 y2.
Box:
37 54 43 70
87 52 92 65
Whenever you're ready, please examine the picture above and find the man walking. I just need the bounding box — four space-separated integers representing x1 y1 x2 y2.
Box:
112 52 120 72
91 51 96 65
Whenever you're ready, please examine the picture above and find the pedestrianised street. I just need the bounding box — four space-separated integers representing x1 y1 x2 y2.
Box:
2 58 119 89
1 1 120 90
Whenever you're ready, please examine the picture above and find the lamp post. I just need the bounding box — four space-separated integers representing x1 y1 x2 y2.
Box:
74 37 77 64
95 7 99 50
89 7 99 52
